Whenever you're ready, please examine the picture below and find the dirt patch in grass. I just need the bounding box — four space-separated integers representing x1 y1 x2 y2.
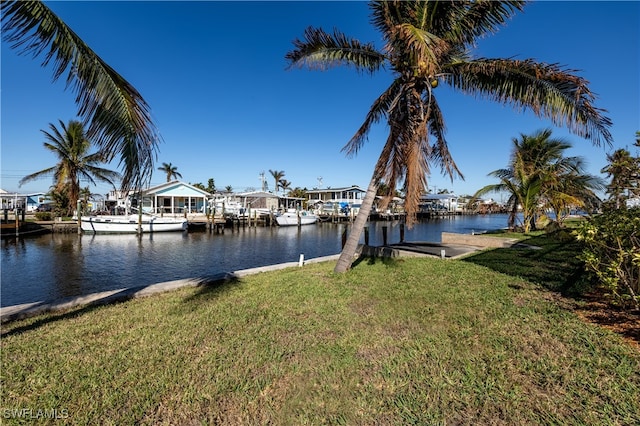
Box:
573 290 640 352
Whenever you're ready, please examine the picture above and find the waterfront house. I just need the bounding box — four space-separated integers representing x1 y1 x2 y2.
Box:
235 190 280 213
104 189 135 214
0 190 49 212
419 193 458 214
306 185 366 214
142 181 211 215
102 181 211 215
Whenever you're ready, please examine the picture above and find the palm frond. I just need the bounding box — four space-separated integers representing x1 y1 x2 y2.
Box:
422 95 464 180
446 58 613 146
449 1 527 46
1 0 160 190
18 167 57 187
285 26 385 73
341 81 401 157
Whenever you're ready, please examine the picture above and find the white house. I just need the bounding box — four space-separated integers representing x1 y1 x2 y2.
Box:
0 190 49 212
419 193 458 212
306 185 366 214
103 181 211 215
142 181 211 215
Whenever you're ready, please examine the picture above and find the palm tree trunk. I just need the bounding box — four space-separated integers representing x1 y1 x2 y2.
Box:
334 178 378 273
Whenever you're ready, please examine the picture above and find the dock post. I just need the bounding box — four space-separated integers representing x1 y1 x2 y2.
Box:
399 223 405 243
382 226 388 246
341 227 347 248
364 226 369 245
77 200 82 235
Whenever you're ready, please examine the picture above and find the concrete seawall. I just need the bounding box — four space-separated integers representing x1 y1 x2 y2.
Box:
0 254 340 324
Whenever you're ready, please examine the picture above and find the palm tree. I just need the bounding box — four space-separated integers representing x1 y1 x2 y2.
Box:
473 129 601 232
279 179 292 195
288 187 307 199
544 166 604 225
601 147 640 209
78 186 102 215
2 0 160 191
157 162 183 182
207 178 216 194
19 120 120 216
269 170 285 194
286 1 613 272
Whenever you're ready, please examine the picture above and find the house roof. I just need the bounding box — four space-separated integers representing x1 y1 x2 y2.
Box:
236 191 279 199
306 185 365 194
143 180 212 197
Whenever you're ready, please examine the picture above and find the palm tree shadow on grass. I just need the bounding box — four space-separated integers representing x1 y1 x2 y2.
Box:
180 274 243 305
0 275 242 337
351 254 403 269
461 233 588 296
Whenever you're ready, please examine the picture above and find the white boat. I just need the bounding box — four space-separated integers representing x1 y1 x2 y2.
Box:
80 214 188 233
275 210 318 226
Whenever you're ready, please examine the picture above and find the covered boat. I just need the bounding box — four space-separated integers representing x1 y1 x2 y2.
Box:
275 210 318 226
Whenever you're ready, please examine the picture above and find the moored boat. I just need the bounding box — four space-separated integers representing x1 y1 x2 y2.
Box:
80 214 188 233
275 210 318 226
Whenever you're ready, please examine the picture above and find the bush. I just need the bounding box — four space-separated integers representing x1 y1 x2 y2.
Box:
34 212 52 221
575 207 640 310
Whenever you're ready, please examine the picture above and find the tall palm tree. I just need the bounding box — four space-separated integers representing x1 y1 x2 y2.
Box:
286 1 613 272
157 162 183 182
2 0 160 191
19 120 120 216
269 170 285 194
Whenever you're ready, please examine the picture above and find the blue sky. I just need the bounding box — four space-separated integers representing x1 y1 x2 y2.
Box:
2 1 639 198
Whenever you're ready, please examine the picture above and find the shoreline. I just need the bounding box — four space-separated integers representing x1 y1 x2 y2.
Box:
0 254 341 324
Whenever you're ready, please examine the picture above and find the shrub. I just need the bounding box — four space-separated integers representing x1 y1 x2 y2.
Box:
34 212 52 221
575 207 640 310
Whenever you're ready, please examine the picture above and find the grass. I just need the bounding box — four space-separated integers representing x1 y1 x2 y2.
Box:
1 234 639 424
463 231 586 294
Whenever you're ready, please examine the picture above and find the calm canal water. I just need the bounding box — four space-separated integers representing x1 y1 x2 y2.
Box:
1 214 510 307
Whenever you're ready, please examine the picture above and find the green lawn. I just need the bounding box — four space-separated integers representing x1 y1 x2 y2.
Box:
1 234 639 424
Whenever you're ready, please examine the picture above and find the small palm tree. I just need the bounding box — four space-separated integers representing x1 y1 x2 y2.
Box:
269 170 285 194
157 162 182 182
473 129 601 232
544 166 604 224
279 179 292 195
2 1 160 191
207 178 216 194
19 120 120 216
601 146 640 209
78 186 102 214
286 1 612 272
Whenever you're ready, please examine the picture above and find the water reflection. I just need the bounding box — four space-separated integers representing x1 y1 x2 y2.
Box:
1 214 510 307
